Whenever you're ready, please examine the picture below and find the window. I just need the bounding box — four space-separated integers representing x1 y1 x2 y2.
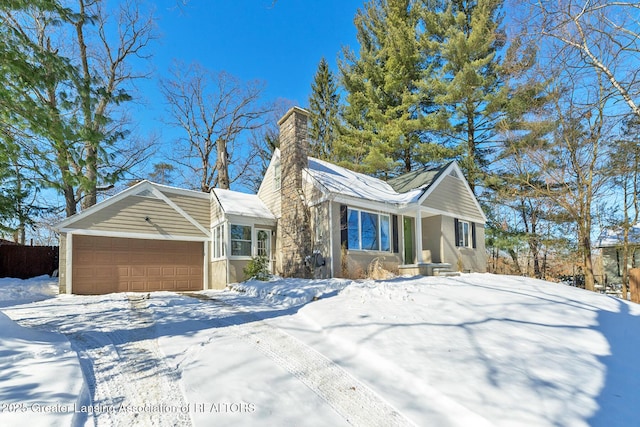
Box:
274 161 281 190
347 208 391 252
457 220 470 247
456 219 475 248
212 223 225 259
231 224 252 256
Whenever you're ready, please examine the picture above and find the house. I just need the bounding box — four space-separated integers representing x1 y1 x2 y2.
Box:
56 106 487 295
597 223 640 285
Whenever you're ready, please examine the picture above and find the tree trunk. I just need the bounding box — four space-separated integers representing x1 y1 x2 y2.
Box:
508 249 522 275
582 233 595 292
629 268 640 303
217 138 230 190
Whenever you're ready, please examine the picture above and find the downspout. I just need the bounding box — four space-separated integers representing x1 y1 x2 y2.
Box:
225 219 230 286
203 241 210 290
66 233 73 294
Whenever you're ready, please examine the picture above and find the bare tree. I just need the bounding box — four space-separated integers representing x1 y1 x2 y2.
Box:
160 62 271 192
535 0 640 119
1 0 156 217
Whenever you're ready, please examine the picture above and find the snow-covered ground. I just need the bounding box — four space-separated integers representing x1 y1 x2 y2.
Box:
1 273 639 426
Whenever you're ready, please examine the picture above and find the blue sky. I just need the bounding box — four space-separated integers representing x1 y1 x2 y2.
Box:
133 0 362 162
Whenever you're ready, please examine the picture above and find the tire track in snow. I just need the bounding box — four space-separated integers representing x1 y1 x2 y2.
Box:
185 294 416 427
10 295 192 427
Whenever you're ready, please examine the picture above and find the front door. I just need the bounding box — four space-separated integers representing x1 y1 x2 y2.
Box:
256 229 271 271
403 217 415 264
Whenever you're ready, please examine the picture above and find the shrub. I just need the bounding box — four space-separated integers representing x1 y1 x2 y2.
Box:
243 256 270 281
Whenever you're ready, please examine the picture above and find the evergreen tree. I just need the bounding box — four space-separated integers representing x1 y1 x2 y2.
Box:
339 0 445 176
427 0 506 193
308 57 340 161
0 0 155 217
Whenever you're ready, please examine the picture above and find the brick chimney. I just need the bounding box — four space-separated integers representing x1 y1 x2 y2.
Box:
277 106 311 278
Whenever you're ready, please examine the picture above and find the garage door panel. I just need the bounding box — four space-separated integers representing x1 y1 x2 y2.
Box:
147 267 162 277
73 236 203 295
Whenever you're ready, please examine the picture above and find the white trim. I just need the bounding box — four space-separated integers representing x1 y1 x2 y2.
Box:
332 195 399 216
346 207 393 253
56 180 150 229
406 205 484 224
65 233 73 295
415 207 423 263
255 228 272 272
225 219 230 285
417 162 488 223
149 187 211 237
226 214 276 227
229 223 253 258
58 228 209 242
56 180 213 236
203 241 210 290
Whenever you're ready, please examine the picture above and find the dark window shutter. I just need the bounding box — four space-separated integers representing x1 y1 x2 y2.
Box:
392 215 399 253
472 222 477 249
454 218 460 247
340 204 348 249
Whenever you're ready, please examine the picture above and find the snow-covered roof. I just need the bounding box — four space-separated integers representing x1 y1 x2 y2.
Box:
597 223 640 247
306 157 424 205
213 188 275 220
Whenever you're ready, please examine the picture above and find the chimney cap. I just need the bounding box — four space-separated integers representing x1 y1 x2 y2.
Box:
277 106 310 126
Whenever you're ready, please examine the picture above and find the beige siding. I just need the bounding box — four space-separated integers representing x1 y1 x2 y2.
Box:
228 259 250 283
164 192 210 229
257 158 281 218
422 175 484 222
70 196 207 237
210 195 224 224
421 216 441 263
59 233 67 294
209 259 227 290
441 216 487 272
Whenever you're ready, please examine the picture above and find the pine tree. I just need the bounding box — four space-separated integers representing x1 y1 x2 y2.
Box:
427 0 506 193
339 0 445 176
308 58 340 161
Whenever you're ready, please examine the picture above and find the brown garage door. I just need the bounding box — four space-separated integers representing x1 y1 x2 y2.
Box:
73 235 203 295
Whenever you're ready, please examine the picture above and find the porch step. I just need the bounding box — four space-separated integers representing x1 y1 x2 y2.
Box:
434 269 461 277
398 263 460 277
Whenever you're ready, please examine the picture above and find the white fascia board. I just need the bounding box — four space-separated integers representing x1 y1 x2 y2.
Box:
60 228 210 242
412 206 486 224
330 194 403 215
55 180 153 230
225 213 276 227
149 186 211 237
148 181 210 199
417 161 488 223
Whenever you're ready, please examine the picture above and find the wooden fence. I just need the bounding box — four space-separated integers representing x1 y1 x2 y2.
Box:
0 245 59 279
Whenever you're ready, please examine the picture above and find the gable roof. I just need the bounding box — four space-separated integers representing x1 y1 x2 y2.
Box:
387 163 450 194
212 188 275 221
56 181 211 237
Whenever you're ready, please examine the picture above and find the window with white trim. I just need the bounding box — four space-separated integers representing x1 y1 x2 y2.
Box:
347 208 391 252
456 219 471 247
212 223 226 259
231 224 252 256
